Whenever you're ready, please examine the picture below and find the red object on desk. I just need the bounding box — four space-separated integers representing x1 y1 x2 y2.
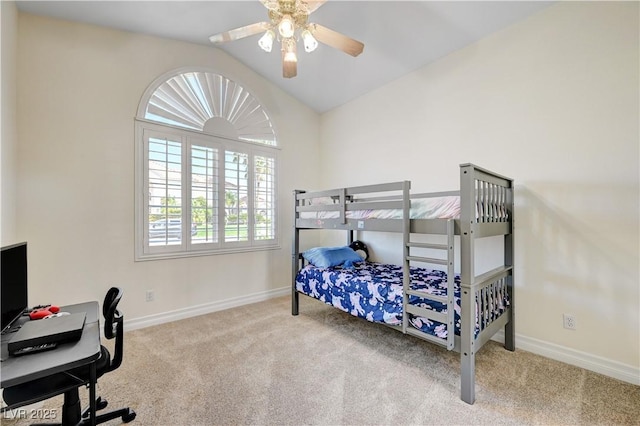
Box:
29 305 60 320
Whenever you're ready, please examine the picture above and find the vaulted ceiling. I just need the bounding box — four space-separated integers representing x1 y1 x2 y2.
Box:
16 1 554 113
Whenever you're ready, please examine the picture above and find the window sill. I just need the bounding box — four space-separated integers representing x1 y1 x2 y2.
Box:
135 244 281 262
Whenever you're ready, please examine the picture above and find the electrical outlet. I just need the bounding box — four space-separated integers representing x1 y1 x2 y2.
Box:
145 290 155 302
563 313 576 330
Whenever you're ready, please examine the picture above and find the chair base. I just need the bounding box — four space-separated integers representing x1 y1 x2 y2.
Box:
24 392 136 426
80 396 136 425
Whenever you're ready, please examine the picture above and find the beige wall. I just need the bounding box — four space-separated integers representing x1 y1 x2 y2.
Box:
16 14 321 322
321 2 639 377
1 0 18 245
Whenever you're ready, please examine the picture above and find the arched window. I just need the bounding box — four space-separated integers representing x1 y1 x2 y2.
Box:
135 70 279 260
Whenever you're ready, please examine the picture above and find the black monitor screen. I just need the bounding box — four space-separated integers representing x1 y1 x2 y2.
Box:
1 242 28 332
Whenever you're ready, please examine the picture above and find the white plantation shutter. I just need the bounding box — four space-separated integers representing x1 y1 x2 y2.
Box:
146 132 183 250
136 70 279 260
144 72 276 145
254 153 276 241
191 144 219 245
224 150 250 243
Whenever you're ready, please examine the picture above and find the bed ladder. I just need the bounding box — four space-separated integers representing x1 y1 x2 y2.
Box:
402 219 456 351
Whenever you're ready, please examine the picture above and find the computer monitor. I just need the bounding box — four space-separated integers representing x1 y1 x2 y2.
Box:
1 242 28 332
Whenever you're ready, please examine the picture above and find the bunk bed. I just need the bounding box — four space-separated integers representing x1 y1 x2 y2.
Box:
291 163 515 405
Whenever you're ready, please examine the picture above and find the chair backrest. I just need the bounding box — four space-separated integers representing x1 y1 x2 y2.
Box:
102 287 124 373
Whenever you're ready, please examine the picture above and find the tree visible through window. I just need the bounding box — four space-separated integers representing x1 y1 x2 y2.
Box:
135 71 279 260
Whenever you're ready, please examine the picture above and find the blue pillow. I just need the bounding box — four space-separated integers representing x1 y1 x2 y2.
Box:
302 246 364 268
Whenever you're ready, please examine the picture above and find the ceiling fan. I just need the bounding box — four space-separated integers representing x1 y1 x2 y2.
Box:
209 0 364 78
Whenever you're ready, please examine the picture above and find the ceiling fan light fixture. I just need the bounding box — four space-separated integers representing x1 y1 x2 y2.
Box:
301 29 318 53
284 51 297 63
282 37 297 63
278 14 295 38
208 0 364 78
258 30 275 52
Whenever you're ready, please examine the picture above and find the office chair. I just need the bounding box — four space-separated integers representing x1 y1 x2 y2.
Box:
2 287 136 425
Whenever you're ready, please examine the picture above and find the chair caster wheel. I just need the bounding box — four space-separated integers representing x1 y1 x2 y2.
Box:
82 397 109 419
122 409 136 423
97 397 108 411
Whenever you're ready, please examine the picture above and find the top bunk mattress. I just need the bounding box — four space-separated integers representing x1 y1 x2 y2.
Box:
299 196 463 220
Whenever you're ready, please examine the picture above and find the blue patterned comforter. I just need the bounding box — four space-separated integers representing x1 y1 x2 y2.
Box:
295 262 508 339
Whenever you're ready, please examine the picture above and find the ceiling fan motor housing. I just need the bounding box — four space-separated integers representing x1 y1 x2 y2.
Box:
268 0 310 31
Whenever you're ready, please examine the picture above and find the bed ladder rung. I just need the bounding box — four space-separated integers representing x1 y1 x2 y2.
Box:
406 242 448 251
405 326 448 348
405 289 448 304
406 255 448 265
405 304 448 324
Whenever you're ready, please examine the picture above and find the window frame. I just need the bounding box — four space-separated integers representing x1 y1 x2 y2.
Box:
135 119 280 261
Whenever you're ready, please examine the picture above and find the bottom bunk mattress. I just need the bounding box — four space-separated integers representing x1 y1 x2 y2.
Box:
295 262 509 339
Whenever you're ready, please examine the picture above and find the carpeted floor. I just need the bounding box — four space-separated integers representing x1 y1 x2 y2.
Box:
3 295 639 425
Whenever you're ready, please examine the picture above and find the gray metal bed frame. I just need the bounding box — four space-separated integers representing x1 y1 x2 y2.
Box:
291 163 515 405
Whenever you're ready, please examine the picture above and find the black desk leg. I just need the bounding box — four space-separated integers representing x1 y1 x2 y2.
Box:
89 362 96 426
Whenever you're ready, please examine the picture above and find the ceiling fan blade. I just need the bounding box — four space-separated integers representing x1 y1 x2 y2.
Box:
209 22 271 44
309 23 364 57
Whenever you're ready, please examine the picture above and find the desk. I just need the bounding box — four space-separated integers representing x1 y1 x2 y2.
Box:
1 302 101 426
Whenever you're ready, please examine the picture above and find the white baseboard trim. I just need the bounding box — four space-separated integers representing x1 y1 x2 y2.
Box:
492 331 640 386
125 286 289 332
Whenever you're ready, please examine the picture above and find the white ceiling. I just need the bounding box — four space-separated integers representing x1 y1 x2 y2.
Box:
15 0 554 113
